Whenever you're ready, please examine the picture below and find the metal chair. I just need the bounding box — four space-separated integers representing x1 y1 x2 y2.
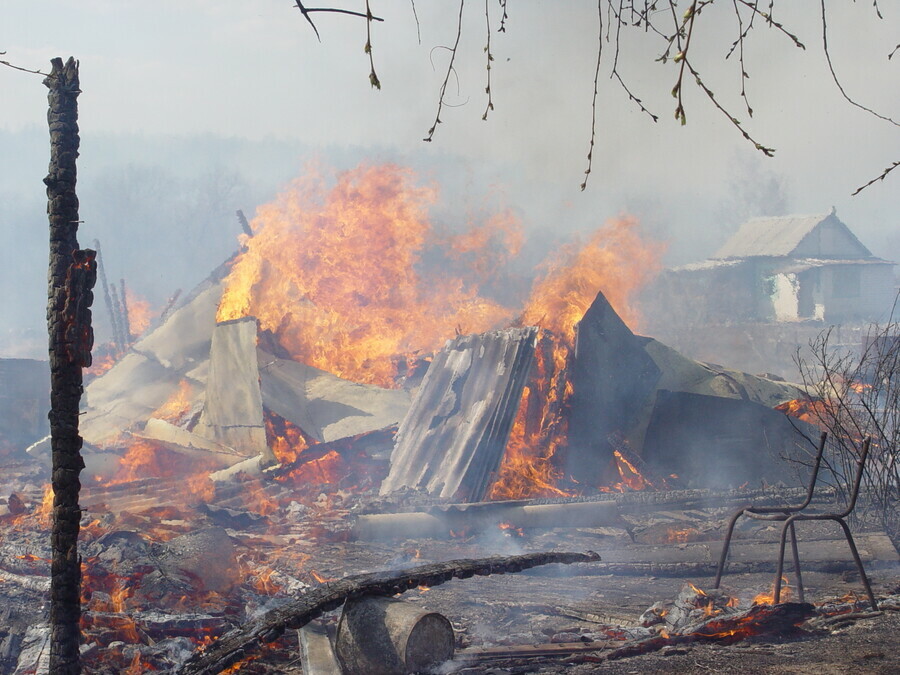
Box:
714 432 878 611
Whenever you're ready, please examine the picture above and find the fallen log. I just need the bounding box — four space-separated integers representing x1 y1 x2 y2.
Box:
335 596 454 674
177 551 599 674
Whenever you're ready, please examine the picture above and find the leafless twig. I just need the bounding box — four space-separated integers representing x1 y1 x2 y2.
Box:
852 160 900 196
820 0 898 127
292 3 384 42
365 0 380 89
581 1 605 191
0 52 48 76
482 0 494 120
424 0 465 141
410 0 421 44
498 0 509 33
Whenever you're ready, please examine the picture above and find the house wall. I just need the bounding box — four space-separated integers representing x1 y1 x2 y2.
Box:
792 215 871 258
644 263 761 327
820 263 896 322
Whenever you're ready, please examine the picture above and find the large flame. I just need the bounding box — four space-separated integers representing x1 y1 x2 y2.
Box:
217 163 513 387
211 164 661 498
490 217 665 499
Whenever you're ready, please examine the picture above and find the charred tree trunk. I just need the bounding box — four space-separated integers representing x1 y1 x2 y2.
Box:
45 56 96 675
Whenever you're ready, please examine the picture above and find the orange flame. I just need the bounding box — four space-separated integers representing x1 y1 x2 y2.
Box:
152 379 194 422
265 412 313 465
125 287 157 338
213 163 663 498
666 527 699 543
216 163 513 387
776 398 832 430
310 570 334 584
37 484 53 527
752 577 791 605
490 217 664 499
612 449 653 490
103 439 218 488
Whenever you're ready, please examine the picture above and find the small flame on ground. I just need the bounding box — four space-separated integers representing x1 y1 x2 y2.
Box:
752 577 792 605
310 570 334 584
666 527 700 543
35 484 54 527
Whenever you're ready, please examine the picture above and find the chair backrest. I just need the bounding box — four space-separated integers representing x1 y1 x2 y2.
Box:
839 436 872 518
798 432 828 511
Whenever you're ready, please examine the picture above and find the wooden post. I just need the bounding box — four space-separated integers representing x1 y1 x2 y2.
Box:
44 56 96 675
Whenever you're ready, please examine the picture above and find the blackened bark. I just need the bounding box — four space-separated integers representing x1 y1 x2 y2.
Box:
44 56 96 675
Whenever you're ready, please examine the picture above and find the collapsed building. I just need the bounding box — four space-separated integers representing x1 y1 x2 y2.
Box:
2 185 896 673
12 262 811 498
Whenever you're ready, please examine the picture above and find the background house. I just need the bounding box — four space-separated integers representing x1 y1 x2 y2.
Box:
641 210 896 379
650 210 895 326
711 210 895 323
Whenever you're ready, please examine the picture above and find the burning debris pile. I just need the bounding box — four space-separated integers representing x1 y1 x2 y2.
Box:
16 162 811 497
2 163 896 673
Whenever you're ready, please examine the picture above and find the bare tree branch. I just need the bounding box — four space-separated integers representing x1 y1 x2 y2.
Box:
581 1 605 191
0 51 48 76
365 0 381 89
410 0 422 44
424 0 466 142
820 0 899 127
852 160 900 196
482 0 494 120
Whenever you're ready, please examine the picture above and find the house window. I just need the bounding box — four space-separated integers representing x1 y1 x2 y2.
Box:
832 267 860 299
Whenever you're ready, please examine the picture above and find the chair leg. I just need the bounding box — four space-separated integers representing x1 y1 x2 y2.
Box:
714 510 744 589
774 518 794 604
834 517 879 611
788 522 805 603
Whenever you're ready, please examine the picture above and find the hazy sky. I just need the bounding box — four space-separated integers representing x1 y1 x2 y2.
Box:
1 1 898 353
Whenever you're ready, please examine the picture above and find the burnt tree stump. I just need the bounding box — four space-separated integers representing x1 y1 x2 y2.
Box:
44 56 96 675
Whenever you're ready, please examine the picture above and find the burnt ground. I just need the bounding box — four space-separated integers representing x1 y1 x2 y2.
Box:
257 519 900 675
1 462 898 673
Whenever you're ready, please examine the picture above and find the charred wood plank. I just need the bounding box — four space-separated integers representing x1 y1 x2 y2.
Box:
177 551 599 674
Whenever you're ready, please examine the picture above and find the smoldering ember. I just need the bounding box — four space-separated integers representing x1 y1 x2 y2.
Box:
1 162 899 674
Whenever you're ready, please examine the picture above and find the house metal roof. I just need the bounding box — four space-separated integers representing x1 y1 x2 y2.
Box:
714 212 837 259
